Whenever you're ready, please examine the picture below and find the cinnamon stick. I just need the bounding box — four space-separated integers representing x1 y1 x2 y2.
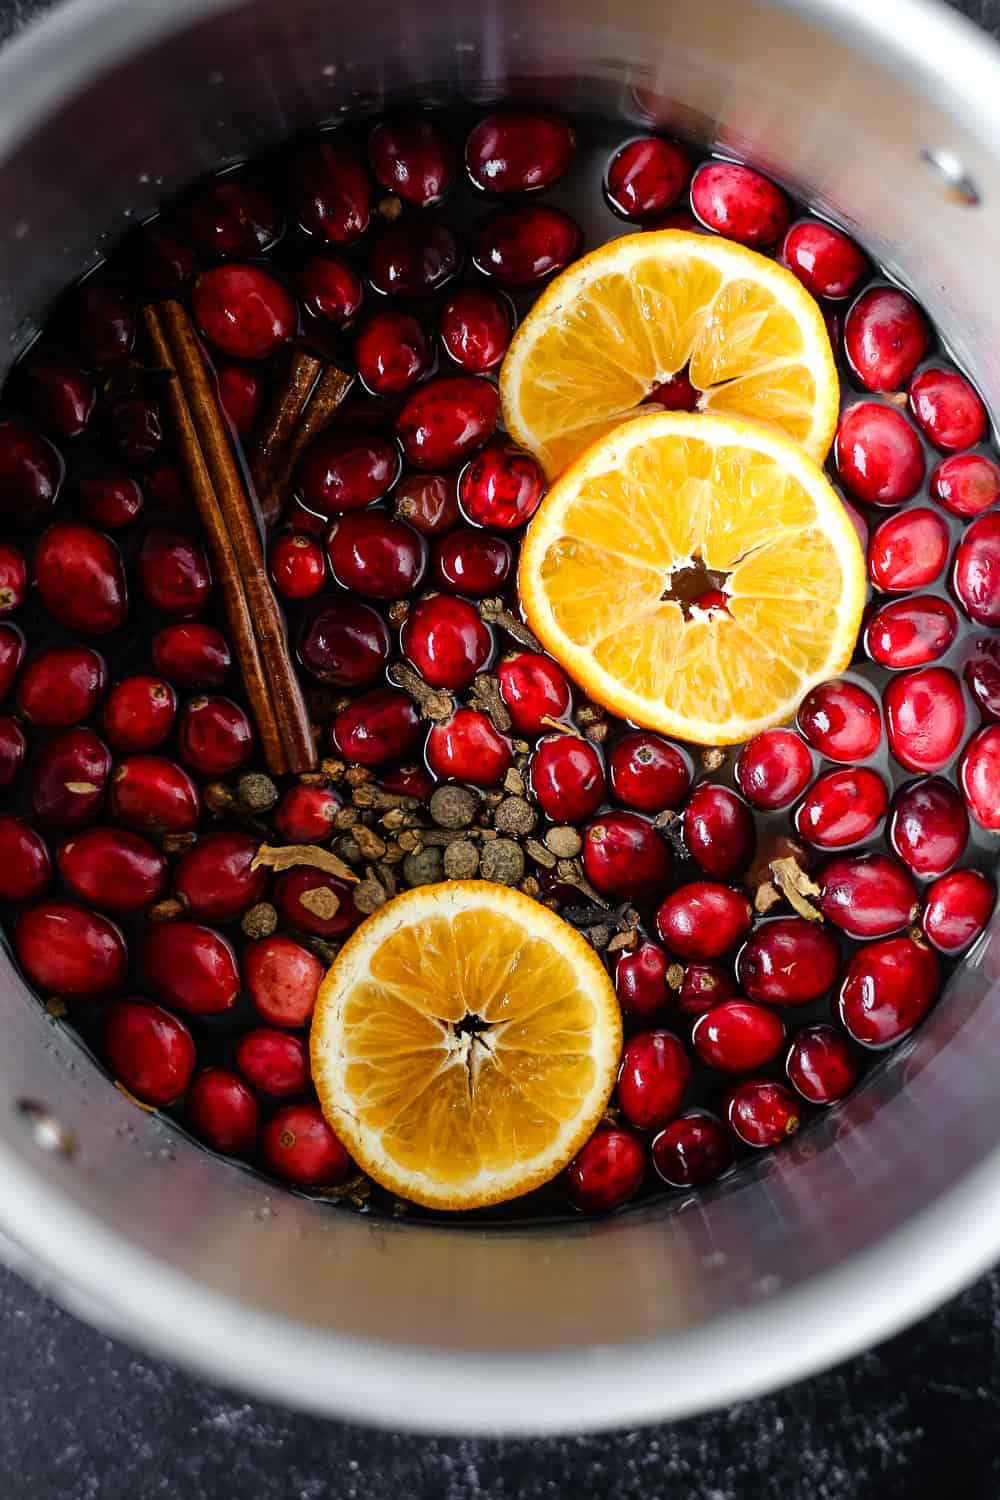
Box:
250 354 353 528
250 349 323 499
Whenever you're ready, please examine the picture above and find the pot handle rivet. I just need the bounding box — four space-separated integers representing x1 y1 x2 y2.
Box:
15 1099 76 1157
921 148 981 207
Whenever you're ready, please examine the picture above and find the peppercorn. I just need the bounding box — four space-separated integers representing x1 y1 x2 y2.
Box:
429 784 478 829
479 838 525 885
443 840 480 879
403 847 444 887
241 902 279 938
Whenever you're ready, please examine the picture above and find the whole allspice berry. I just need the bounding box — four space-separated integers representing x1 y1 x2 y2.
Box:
237 772 279 813
429 784 479 830
479 838 525 886
545 825 582 858
493 796 537 837
241 902 279 939
403 847 444 887
443 840 480 879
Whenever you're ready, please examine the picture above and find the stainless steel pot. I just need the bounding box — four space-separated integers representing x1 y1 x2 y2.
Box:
0 0 998 1436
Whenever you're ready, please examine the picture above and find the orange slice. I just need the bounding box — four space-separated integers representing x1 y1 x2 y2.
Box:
500 229 839 477
310 881 621 1210
518 410 867 746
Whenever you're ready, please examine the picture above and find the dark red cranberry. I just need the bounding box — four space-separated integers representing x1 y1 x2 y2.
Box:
18 645 106 730
107 393 163 466
884 666 966 774
0 815 51 902
834 403 925 507
440 287 512 373
471 205 582 289
23 358 96 440
617 1029 690 1131
868 507 949 593
216 361 266 438
56 826 167 913
393 472 460 535
737 917 839 1005
380 763 434 799
327 510 425 598
143 920 239 1015
890 776 968 876
244 932 324 1027
426 708 511 788
692 1001 785 1074
797 678 882 762
261 1103 350 1186
103 999 195 1107
656 881 752 961
779 220 868 300
29 728 110 829
458 441 545 530
269 532 326 601
496 651 571 735
0 623 24 700
647 206 701 232
273 783 341 843
174 831 267 922
297 254 364 326
690 162 790 246
845 287 929 392
144 463 187 513
133 219 197 292
297 599 390 687
583 811 671 901
35 523 127 636
151 623 231 690
433 528 512 596
838 935 940 1047
396 375 499 470
786 1026 859 1106
960 725 1000 831
0 716 27 789
931 453 1000 518
187 1069 259 1154
953 512 1000 627
101 675 176 753
818 851 918 939
292 140 373 244
965 637 1000 721
177 696 253 776
72 282 135 365
465 112 574 195
354 309 431 396
649 370 700 410
14 900 126 1000
273 866 361 938
604 137 690 221
677 962 736 1016
735 729 813 810
864 595 958 670
615 943 672 1020
78 472 144 530
683 783 756 878
185 175 282 258
567 1125 645 1213
369 115 456 206
331 687 422 767
909 367 987 451
0 417 63 527
652 1111 732 1187
794 766 888 848
367 220 460 298
192 264 296 360
401 592 492 690
235 1028 309 1097
0 542 25 615
109 755 201 833
727 1079 801 1148
296 428 401 515
530 734 605 822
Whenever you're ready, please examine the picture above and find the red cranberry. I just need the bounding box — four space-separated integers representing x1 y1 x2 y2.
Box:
71 282 135 365
884 666 966 773
297 599 390 687
864 595 958 670
797 678 882 762
14 900 127 1000
177 696 252 776
496 651 571 735
838 935 940 1047
426 708 511 787
187 1068 258 1155
834 403 925 507
652 1111 732 1187
583 811 671 901
174 832 267 921
380 764 434 799
868 507 949 593
401 593 492 690
327 510 425 598
151 623 231 690
133 219 197 292
396 375 499 470
960 724 1000 831
29 728 110 829
0 542 25 615
235 1028 308 1097
683 783 756 878
818 851 918 939
617 1029 690 1131
726 1075 804 1152
440 287 512 373
261 1102 350 1186
690 162 790 246
18 645 106 730
78 472 144 530
57 827 167 913
103 999 195 1107
909 367 987 451
890 775 968 876
185 175 282 258
274 866 361 938
296 428 401 516
737 917 840 1005
138 529 211 618
269 532 326 602
567 1125 645 1213
292 140 373 244
692 1000 785 1074
735 729 813 810
471 205 582 290
192 264 296 360
779 220 868 300
530 735 605 822
330 687 422 767
648 370 700 411
23 358 95 440
107 393 163 466
931 453 1000 518
924 867 994 954
615 942 671 1020
0 815 50 902
0 623 24 700
0 716 27 789
216 360 265 439
367 220 460 298
393 472 460 535
297 254 363 326
369 115 456 206
35 523 128 636
433 528 512 596
604 137 690 221
465 112 574 195
845 287 929 392
273 783 341 843
794 766 888 848
143 920 239 1015
458 442 545 530
101 675 176 752
677 962 736 1016
0 417 63 527
953 512 1000 627
786 1025 859 1105
109 755 201 833
244 933 324 1027
354 310 431 396
965 637 1000 721
656 881 752 961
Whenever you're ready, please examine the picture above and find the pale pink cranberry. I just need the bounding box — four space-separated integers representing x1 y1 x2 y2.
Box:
868 507 950 593
737 917 840 1005
864 596 958 670
786 1026 859 1105
798 678 882 761
794 766 889 848
953 513 1000 627
243 933 324 1028
909 367 987 451
690 162 790 246
845 286 929 392
779 220 868 300
922 868 995 954
931 453 1000 518
838 935 939 1047
960 725 1000 831
465 112 575 194
834 403 925 507
818 851 918 939
261 1103 350 1186
735 729 813 809
604 137 691 221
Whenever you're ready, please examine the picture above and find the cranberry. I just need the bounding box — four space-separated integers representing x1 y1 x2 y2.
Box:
923 867 994 953
261 1102 350 1186
23 358 96 440
909 367 987 452
174 831 267 921
676 962 736 1016
496 651 571 735
868 507 949 593
471 205 582 290
690 162 790 246
458 442 545 530
648 370 700 411
845 287 929 392
18 645 106 730
292 140 373 244
78 472 144 530
737 917 840 1005
57 827 167 913
192 264 296 360
71 282 135 365
786 1025 859 1105
186 174 282 258
327 510 425 598
465 112 574 195
396 375 499 470
818 851 918 939
393 472 460 535
960 724 1000 830
615 943 672 1020
604 137 690 221
683 783 756 878
29 728 110 829
151 623 231 690
369 115 456 206
779 220 868 300
834 403 925 507
953 513 1000 627
107 393 163 466
652 1111 732 1187
103 999 195 1107
838 935 940 1047
331 687 422 767
100 675 176 754
530 735 606 822
367 220 460 298
297 254 364 326
567 1125 645 1213
692 1000 785 1074
795 766 888 848
244 933 324 1028
35 523 127 636
735 729 813 810
931 453 1000 518
0 542 25 616
235 1028 309 1097
965 638 1000 721
0 815 50 903
890 775 968 877
177 696 252 776
138 529 211 618
0 623 24 699
216 360 265 438
380 764 434 798
143 920 239 1015
273 866 362 938
0 417 63 527
269 532 326 601
426 708 511 788
0 716 26 789
187 1069 258 1155
433 528 512 596
354 310 431 397
617 1029 690 1131
109 755 201 833
864 595 958 670
132 219 197 292
297 599 390 687
796 678 882 763
296 428 401 516
656 881 751 961
401 593 492 690
440 287 512 373
727 1078 801 1148
14 900 126 1000
884 666 966 774
583 811 671 901
273 783 341 843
